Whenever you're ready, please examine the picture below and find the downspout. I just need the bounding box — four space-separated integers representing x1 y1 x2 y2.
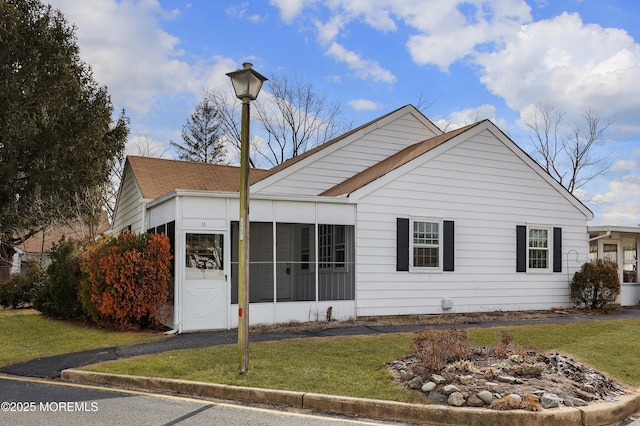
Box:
588 227 611 242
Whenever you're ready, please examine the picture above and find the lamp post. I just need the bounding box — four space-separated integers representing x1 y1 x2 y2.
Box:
226 63 267 374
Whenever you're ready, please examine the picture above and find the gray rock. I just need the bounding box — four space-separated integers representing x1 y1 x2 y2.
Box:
442 384 460 395
575 389 595 401
431 374 446 384
562 396 588 407
507 394 522 404
458 375 474 384
467 395 485 407
497 375 523 384
400 369 414 381
477 390 494 404
408 376 423 389
448 392 466 407
540 393 562 409
428 391 448 403
421 381 436 392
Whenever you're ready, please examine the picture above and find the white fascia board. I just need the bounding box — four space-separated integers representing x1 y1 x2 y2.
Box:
146 189 354 209
588 225 640 234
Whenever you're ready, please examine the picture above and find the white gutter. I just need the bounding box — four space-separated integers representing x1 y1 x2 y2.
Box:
588 227 611 242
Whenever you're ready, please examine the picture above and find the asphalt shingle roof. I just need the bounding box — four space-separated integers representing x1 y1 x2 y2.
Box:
127 156 271 199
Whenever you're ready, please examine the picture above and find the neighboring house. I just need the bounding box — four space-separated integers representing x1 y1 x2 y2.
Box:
113 104 597 333
12 212 110 275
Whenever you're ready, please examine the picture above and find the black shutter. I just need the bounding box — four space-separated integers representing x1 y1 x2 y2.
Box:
516 225 527 272
553 227 562 273
443 220 455 271
396 218 409 271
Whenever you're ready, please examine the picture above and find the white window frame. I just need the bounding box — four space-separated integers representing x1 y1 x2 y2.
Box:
527 225 552 273
410 218 443 272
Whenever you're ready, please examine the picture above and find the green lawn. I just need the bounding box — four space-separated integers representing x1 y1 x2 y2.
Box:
83 318 640 403
4 309 639 404
0 309 163 366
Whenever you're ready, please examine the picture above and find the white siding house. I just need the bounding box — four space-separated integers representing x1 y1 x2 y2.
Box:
112 105 596 332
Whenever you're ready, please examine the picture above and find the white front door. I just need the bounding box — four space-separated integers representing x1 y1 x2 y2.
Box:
182 232 226 331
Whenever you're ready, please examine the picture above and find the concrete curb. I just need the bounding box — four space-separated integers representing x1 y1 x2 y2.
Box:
61 369 640 426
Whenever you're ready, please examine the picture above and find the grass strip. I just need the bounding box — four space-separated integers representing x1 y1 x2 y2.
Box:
0 309 163 367
85 319 640 402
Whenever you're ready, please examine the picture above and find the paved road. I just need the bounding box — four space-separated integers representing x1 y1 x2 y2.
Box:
0 376 403 426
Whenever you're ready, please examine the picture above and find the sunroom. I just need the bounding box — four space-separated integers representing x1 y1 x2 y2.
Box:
146 193 357 333
588 226 640 306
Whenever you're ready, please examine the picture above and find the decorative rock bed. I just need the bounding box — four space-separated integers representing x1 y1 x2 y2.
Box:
388 349 628 411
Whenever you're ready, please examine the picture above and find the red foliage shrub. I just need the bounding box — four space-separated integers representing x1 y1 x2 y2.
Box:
81 232 172 328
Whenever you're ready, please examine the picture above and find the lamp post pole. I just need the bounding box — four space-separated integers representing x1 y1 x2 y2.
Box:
237 95 250 374
226 63 267 374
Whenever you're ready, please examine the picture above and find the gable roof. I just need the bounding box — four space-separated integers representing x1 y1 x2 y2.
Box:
320 119 593 220
320 122 479 197
252 104 442 185
127 156 271 200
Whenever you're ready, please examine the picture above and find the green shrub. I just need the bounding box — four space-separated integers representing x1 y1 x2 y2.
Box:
571 259 620 310
34 239 84 319
0 261 46 308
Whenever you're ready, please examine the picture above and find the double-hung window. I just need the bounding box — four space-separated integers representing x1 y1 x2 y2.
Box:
528 227 550 270
516 225 561 273
411 219 441 270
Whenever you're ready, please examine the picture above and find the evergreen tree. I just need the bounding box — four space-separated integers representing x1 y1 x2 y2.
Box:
170 99 227 164
0 0 128 275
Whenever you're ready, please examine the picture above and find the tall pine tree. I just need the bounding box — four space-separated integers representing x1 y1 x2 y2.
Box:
0 0 128 278
170 99 227 164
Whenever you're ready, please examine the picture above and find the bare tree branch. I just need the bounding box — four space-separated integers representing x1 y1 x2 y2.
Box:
523 103 611 193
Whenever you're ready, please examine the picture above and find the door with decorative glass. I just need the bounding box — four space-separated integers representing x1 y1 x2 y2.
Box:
182 232 226 331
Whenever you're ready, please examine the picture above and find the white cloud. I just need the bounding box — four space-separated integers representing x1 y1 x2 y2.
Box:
348 99 380 111
269 1 640 138
48 0 206 114
268 0 313 23
476 12 640 135
314 15 347 45
226 2 264 22
433 104 508 132
326 42 397 83
600 202 640 226
272 0 532 72
612 159 639 173
590 174 640 225
611 149 640 173
126 133 171 158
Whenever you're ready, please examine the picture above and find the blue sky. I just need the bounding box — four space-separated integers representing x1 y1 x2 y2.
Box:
47 0 640 226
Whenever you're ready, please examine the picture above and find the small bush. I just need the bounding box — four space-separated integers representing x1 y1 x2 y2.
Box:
34 239 84 319
0 261 46 308
571 259 620 310
412 327 469 372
